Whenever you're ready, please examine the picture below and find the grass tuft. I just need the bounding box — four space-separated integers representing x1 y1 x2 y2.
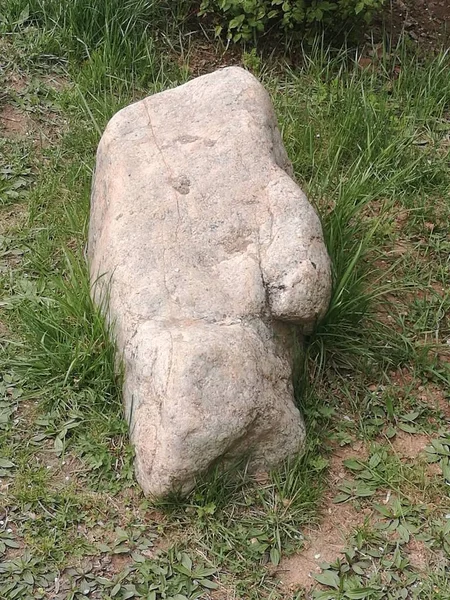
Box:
11 250 119 398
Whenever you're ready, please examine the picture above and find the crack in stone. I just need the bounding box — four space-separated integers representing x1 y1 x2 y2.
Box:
142 99 184 286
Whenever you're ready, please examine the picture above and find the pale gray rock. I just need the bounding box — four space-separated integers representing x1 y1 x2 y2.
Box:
88 67 331 498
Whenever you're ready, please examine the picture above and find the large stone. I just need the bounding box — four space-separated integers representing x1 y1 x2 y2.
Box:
88 67 331 498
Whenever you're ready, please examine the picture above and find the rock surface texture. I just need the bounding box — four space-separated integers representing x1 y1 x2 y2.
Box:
88 67 332 498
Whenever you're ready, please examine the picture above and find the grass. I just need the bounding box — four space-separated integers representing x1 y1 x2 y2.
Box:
0 5 449 600
272 41 450 374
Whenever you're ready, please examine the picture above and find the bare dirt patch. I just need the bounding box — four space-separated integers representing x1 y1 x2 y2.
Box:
276 502 359 592
108 552 133 575
0 101 66 148
1 69 68 147
328 441 368 481
426 462 442 477
0 104 32 138
276 443 370 593
181 0 450 78
387 366 415 389
182 39 242 76
376 0 450 48
405 538 432 571
388 431 445 480
50 454 86 488
390 431 431 459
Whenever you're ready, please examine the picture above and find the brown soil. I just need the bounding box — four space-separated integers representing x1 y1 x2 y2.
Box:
405 538 432 571
108 552 133 574
426 461 442 476
0 102 63 149
1 44 68 148
276 433 444 594
276 501 361 592
276 443 371 593
390 431 431 459
0 104 32 138
181 39 242 77
377 0 450 48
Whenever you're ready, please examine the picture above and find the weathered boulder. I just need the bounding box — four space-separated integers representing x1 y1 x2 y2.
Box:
88 67 331 498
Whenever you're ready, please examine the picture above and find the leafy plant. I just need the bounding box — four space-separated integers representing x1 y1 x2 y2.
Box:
312 527 426 600
0 141 34 207
0 546 219 600
333 446 425 503
0 551 59 600
373 498 421 544
199 0 386 42
426 435 450 484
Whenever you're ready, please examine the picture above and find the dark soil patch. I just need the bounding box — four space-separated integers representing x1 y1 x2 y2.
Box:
390 431 431 459
376 0 450 49
181 39 242 76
